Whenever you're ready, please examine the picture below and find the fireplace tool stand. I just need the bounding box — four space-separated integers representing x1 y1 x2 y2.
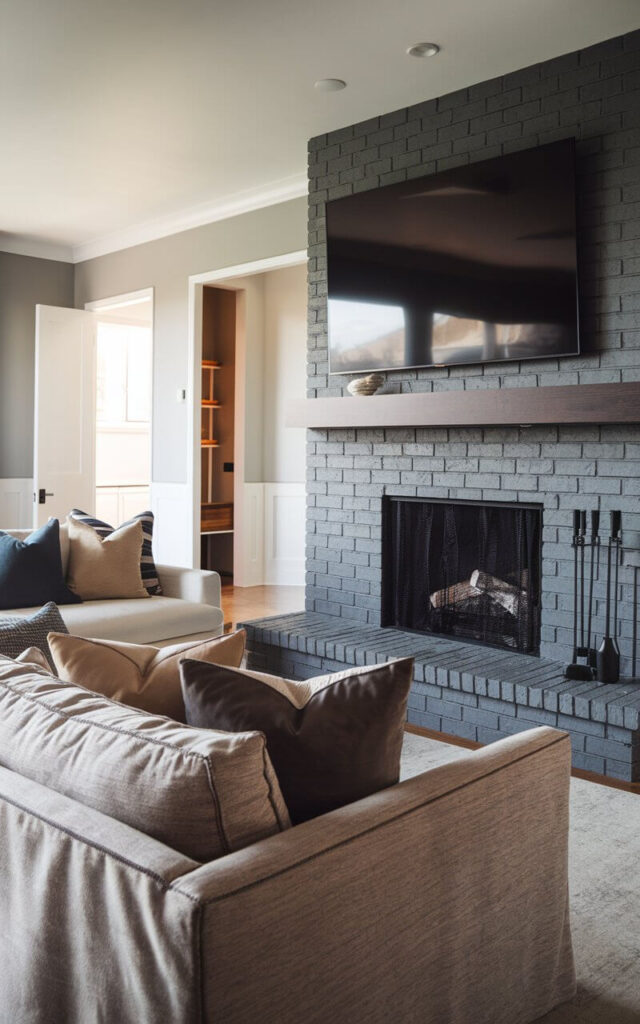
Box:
565 509 622 683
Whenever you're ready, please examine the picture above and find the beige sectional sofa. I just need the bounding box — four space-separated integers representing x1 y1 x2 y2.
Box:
0 654 576 1024
2 529 224 645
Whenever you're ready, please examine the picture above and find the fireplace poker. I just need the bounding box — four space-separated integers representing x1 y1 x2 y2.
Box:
565 509 594 681
586 510 599 669
578 510 586 657
633 566 639 679
596 510 621 684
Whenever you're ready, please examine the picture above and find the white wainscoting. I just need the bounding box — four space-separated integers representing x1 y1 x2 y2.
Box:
151 482 193 568
233 482 305 587
263 483 305 585
234 483 265 587
0 479 33 528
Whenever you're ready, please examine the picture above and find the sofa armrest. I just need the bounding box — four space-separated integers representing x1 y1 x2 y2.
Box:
156 564 221 608
177 727 576 1024
0 766 200 1024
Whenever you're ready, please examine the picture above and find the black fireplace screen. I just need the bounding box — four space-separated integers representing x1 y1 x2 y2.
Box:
381 497 542 654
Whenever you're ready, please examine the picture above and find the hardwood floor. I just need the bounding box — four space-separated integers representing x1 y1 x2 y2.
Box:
221 584 304 630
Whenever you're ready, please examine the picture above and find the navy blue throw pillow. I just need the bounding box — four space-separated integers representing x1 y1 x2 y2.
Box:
0 521 82 610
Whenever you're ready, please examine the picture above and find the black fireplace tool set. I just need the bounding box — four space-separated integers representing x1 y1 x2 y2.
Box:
565 509 622 683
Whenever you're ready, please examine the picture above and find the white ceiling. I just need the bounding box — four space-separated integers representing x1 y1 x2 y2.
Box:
1 0 639 263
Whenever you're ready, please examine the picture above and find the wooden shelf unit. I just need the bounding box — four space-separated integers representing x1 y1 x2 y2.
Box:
200 287 236 577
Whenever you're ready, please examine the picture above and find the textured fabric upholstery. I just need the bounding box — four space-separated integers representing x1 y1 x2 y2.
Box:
180 727 576 1024
0 602 68 669
0 767 200 1024
0 725 575 1024
0 660 290 862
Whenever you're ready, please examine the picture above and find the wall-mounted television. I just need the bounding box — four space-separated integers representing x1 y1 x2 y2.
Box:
327 139 580 375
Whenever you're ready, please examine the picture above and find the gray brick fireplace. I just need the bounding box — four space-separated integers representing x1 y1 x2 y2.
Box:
243 28 640 782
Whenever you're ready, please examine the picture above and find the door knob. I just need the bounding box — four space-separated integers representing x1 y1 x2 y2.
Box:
37 489 54 504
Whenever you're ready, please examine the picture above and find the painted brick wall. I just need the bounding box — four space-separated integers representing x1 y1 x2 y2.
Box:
305 30 640 674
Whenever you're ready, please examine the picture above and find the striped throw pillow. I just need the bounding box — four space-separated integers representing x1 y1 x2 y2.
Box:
69 509 162 595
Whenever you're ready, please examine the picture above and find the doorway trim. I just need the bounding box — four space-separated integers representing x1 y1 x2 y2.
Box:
187 251 306 570
85 287 154 314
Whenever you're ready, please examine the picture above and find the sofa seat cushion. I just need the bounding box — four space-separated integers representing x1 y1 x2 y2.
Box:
6 596 223 644
0 659 291 862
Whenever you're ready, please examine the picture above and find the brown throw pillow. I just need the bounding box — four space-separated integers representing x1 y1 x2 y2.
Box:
48 629 246 722
66 516 148 600
180 657 414 824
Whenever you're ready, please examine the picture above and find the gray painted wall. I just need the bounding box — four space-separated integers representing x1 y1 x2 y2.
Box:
0 252 74 478
305 30 640 674
74 198 307 483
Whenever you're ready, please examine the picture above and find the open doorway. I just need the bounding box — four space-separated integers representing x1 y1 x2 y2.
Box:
188 253 307 587
86 291 153 523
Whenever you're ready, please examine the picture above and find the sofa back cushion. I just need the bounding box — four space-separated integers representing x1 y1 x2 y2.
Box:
0 659 291 861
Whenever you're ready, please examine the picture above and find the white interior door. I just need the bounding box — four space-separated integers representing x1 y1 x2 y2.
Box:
34 305 97 528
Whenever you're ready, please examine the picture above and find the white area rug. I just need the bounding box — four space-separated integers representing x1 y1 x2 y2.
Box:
400 732 640 1024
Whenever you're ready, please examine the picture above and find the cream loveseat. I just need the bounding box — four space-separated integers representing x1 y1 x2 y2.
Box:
2 529 223 645
0 698 576 1024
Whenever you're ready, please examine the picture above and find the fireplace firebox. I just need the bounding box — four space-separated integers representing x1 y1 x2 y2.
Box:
381 497 542 654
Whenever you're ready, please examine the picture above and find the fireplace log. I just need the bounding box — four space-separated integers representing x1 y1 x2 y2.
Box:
429 580 481 609
470 570 525 617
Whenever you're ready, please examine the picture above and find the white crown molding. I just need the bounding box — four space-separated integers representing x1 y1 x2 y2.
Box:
0 174 308 266
0 233 74 263
72 174 309 264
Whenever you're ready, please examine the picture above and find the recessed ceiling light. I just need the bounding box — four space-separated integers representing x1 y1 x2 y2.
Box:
314 78 347 92
407 42 440 58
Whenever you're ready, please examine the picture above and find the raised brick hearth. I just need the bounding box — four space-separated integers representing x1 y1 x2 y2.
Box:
242 613 640 782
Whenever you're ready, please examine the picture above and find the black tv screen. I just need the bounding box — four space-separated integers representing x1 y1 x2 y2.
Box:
327 139 580 374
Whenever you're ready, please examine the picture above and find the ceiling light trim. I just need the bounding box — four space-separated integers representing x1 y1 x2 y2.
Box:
72 174 309 264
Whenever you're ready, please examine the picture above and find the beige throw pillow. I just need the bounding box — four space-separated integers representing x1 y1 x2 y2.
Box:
48 629 246 722
66 515 148 600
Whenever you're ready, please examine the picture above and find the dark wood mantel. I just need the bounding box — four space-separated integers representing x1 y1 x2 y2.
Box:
287 381 640 429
